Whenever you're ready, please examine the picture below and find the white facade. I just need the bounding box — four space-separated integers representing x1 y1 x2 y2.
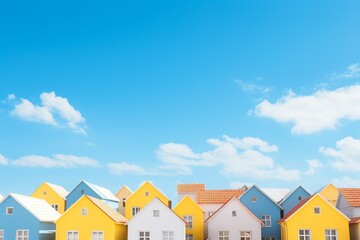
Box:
206 198 262 240
127 197 186 240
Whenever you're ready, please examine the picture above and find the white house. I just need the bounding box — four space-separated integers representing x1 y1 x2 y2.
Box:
205 197 263 240
126 197 186 240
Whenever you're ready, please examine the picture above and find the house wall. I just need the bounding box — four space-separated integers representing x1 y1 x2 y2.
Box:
240 187 282 240
200 203 223 240
32 183 66 214
319 184 339 206
66 182 100 210
337 194 354 218
127 200 185 240
116 187 132 216
281 187 310 216
207 200 262 240
283 195 349 240
0 197 41 240
350 223 360 240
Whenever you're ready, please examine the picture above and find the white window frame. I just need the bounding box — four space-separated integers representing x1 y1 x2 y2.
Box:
0 229 4 240
186 234 194 240
325 229 337 240
16 230 29 240
92 231 104 240
184 215 193 229
67 231 79 240
153 210 160 217
132 207 141 216
6 207 13 215
298 229 311 240
219 231 229 240
81 208 88 216
251 196 257 202
261 215 271 227
240 231 252 240
162 231 174 240
314 207 321 214
139 231 150 240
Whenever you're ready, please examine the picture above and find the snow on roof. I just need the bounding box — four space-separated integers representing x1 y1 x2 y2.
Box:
84 181 119 202
10 193 60 222
46 182 69 199
262 188 291 203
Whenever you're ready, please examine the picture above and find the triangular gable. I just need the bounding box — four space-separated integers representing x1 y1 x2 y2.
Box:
262 188 291 203
115 185 133 197
205 197 263 225
45 182 69 199
279 186 311 205
126 181 170 203
173 195 204 213
240 185 283 209
67 180 118 202
278 193 350 223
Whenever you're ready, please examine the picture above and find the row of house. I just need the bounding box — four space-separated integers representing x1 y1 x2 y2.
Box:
0 181 359 240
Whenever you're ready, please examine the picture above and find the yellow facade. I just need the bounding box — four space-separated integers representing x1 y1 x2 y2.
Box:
115 185 133 216
173 195 204 240
31 182 67 214
124 181 170 219
280 194 349 240
319 184 339 206
56 195 127 240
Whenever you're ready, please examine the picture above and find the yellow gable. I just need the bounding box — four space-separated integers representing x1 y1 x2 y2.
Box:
31 182 67 214
125 181 170 219
318 184 339 206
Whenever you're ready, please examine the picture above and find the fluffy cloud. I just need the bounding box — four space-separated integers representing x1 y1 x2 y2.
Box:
10 92 86 134
320 137 360 171
107 162 161 176
156 135 301 180
303 159 323 175
254 85 360 134
331 63 360 80
0 154 9 165
12 154 99 168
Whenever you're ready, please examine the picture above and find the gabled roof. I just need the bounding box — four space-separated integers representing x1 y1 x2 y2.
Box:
262 188 291 203
240 185 282 209
339 188 360 207
177 184 205 193
196 189 244 204
205 197 263 225
316 183 337 193
45 182 69 199
7 193 60 222
279 186 311 204
69 180 119 202
115 185 133 197
278 193 350 223
126 181 170 202
87 195 127 223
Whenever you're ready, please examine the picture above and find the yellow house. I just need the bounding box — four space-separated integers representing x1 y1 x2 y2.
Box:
173 195 204 240
31 182 69 214
318 183 339 206
115 185 133 215
56 195 127 240
279 193 350 240
124 181 170 219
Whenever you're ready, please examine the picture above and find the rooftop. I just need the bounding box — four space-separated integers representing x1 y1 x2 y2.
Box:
339 188 360 207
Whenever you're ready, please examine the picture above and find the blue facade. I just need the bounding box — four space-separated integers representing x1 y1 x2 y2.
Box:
239 185 282 240
279 186 311 216
0 196 56 240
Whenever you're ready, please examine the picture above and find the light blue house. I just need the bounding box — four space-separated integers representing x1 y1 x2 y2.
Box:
0 193 60 240
239 185 282 240
278 186 311 216
65 180 119 210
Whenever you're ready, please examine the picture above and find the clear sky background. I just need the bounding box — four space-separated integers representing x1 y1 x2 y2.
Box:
1 1 360 201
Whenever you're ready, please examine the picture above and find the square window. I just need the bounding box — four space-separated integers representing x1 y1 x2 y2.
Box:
240 231 251 240
43 191 47 195
16 230 29 240
145 192 149 196
184 215 193 229
6 207 13 215
232 211 236 217
219 231 229 240
314 207 320 214
92 231 104 240
153 210 160 217
81 208 88 216
251 196 257 202
298 196 302 201
261 215 271 227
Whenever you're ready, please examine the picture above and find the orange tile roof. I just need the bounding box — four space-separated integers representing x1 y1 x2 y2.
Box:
339 188 360 207
195 189 244 204
177 184 205 193
278 196 312 223
350 217 360 224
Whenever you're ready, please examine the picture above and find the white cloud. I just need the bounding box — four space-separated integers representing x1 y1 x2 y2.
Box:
156 135 301 180
331 63 360 80
303 159 323 175
235 79 271 94
12 154 98 168
332 176 360 187
0 154 9 165
10 91 86 134
7 94 16 100
254 85 360 134
107 162 161 176
320 137 360 171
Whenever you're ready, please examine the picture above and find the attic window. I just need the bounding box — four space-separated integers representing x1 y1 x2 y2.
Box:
251 196 257 202
153 210 160 217
81 208 88 216
145 192 149 196
298 196 302 201
6 207 13 215
43 191 47 195
81 190 85 194
232 211 237 217
314 207 321 214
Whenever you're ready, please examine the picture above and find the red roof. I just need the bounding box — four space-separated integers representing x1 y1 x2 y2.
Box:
278 196 312 223
196 189 244 204
339 188 360 207
177 184 205 193
350 217 360 224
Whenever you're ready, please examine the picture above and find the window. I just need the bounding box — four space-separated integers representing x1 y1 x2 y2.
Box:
314 207 320 214
43 191 47 195
298 196 302 201
232 211 237 217
67 231 79 240
81 190 85 194
6 207 13 215
325 229 337 240
145 192 149 196
262 238 276 240
92 231 104 240
299 229 311 240
240 231 252 240
219 231 229 240
139 231 150 240
186 234 194 240
184 215 193 229
0 230 4 240
251 196 257 202
16 230 29 240
261 215 271 227
122 198 126 207
81 208 88 216
153 210 159 217
132 207 140 216
163 231 174 240
52 204 59 211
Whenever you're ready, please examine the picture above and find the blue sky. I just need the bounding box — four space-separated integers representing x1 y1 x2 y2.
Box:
1 1 360 201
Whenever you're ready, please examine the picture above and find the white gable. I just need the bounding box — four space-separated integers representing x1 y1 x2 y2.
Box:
11 193 61 222
262 188 291 203
46 182 69 199
84 181 119 202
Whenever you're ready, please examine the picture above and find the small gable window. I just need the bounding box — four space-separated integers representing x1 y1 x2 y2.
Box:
81 190 85 194
153 210 160 217
43 191 47 195
298 196 302 201
314 207 321 214
251 196 257 202
81 208 88 216
6 207 13 215
145 192 149 196
232 211 237 217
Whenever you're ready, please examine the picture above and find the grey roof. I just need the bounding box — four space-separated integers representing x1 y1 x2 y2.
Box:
83 181 119 202
261 188 291 203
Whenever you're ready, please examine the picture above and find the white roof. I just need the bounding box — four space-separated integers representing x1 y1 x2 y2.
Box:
46 182 69 199
262 188 291 203
10 193 61 222
0 194 3 202
84 181 119 202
